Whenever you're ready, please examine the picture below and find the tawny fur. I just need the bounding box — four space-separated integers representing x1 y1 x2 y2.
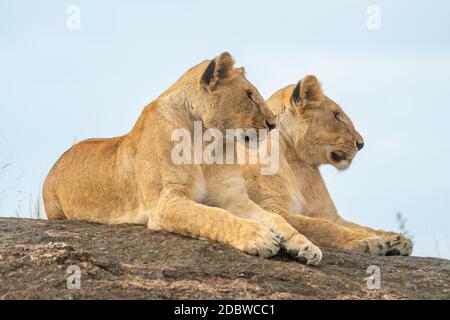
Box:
243 76 413 256
43 53 323 265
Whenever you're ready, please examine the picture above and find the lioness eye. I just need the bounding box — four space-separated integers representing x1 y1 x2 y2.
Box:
333 111 341 121
247 91 259 108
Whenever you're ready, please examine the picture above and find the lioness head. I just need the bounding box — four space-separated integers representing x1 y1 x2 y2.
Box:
268 76 364 170
196 52 276 134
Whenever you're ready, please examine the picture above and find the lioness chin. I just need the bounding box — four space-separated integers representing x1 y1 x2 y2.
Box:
243 76 413 256
43 53 322 265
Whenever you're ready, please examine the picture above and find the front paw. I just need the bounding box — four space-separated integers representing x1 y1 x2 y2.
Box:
233 221 281 258
344 235 389 255
378 231 413 256
283 235 323 265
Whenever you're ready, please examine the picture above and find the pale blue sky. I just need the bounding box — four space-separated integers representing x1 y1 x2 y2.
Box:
1 0 449 258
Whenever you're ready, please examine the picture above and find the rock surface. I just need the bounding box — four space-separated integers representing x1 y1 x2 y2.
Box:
0 217 449 299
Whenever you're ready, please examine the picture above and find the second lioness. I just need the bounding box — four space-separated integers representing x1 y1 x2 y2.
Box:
243 76 413 255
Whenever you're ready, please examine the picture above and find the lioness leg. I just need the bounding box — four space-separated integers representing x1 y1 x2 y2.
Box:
331 217 413 256
229 200 322 265
153 186 280 258
206 167 321 264
284 215 391 255
257 201 390 255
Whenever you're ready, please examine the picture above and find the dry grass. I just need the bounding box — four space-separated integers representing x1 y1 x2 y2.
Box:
14 187 43 219
0 160 11 208
395 211 413 240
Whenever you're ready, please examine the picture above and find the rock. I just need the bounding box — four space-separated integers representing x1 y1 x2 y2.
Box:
0 217 448 299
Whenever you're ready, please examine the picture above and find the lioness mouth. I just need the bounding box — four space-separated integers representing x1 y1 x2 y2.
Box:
331 151 345 162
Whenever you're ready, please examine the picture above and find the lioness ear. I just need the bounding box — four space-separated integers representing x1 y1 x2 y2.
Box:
201 52 236 90
292 75 324 106
235 67 246 77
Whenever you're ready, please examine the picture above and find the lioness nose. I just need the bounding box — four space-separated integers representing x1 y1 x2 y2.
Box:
356 141 364 151
266 120 276 131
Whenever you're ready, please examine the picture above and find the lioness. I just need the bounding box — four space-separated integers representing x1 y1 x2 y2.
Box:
43 53 322 265
243 76 413 255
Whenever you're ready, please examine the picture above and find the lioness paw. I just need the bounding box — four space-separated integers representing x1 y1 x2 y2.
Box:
234 222 280 258
283 235 323 265
379 232 413 256
345 236 389 255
